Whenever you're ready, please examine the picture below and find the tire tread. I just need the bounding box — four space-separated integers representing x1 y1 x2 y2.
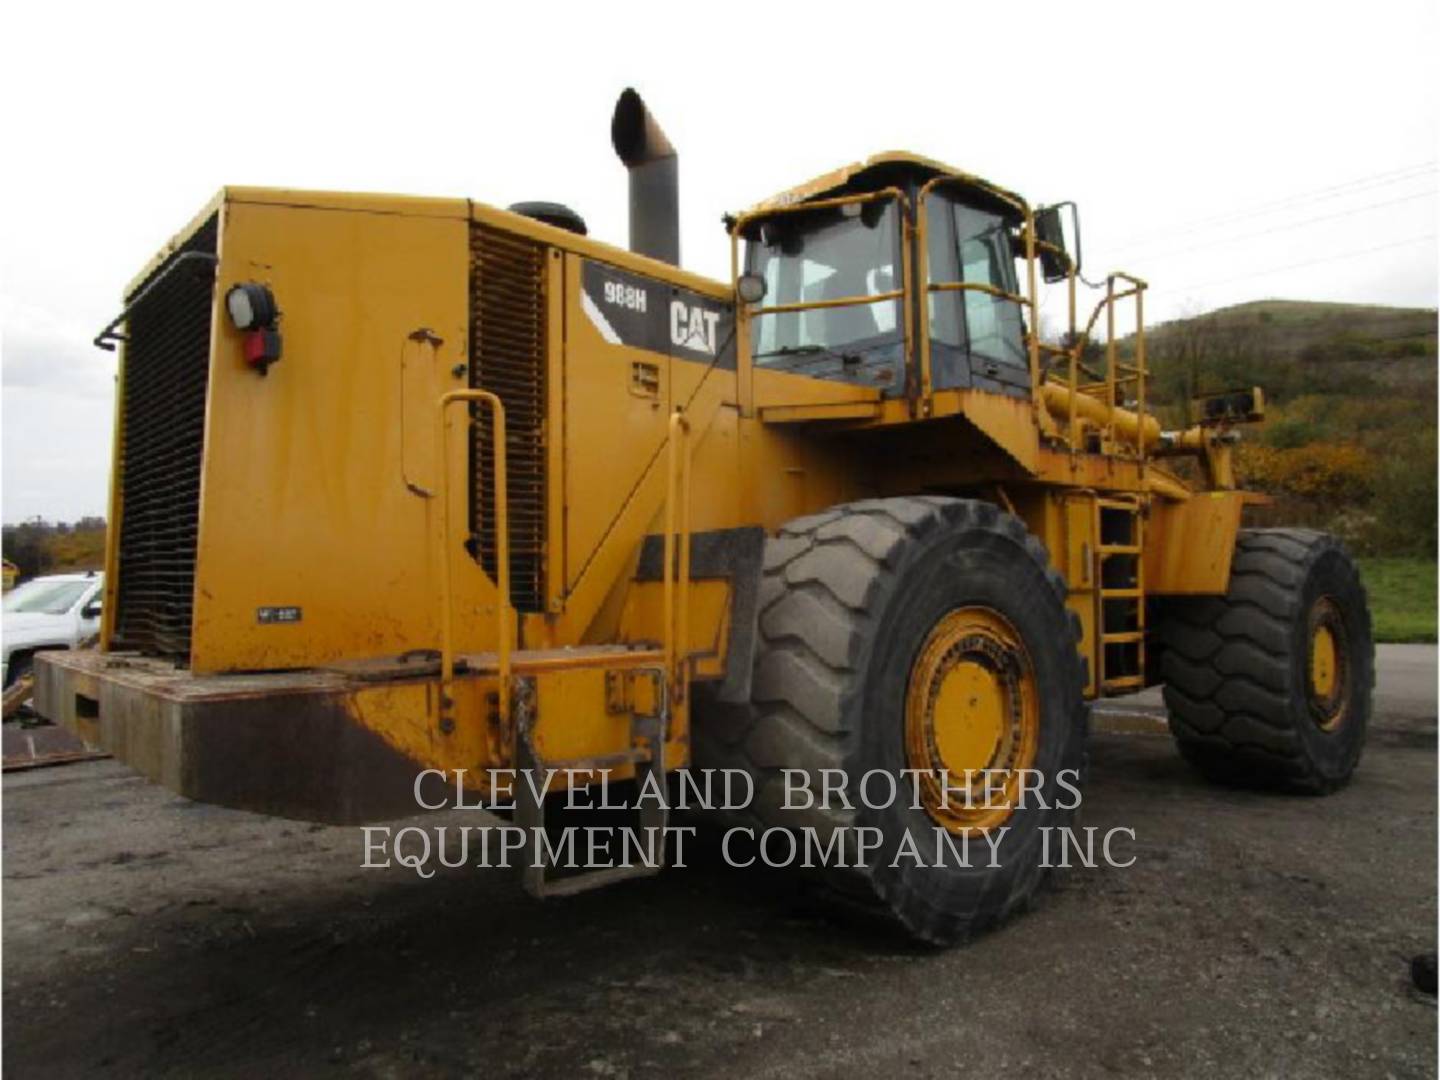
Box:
693 496 1086 943
1160 527 1374 793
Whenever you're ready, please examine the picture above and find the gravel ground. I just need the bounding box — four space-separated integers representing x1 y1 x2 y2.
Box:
3 646 1435 1078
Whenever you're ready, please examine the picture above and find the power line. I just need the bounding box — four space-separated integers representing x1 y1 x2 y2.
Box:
1109 162 1437 252
1127 190 1437 262
1154 234 1437 294
1036 229 1436 322
1112 162 1436 249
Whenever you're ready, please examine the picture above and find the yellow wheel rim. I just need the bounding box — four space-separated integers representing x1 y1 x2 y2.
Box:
1310 625 1337 700
1306 596 1349 732
904 607 1039 834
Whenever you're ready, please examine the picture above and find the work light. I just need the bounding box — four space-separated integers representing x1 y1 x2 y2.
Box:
225 282 277 331
736 273 767 305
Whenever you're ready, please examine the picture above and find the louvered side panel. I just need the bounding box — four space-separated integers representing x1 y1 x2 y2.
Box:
469 225 547 612
112 215 218 660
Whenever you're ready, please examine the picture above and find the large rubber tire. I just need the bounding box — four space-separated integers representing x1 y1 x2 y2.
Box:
1159 528 1374 793
692 497 1088 945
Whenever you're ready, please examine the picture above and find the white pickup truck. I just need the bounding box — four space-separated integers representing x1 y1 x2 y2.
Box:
2 573 104 688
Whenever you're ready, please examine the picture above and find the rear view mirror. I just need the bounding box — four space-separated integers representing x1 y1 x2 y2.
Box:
82 601 102 619
1034 205 1074 283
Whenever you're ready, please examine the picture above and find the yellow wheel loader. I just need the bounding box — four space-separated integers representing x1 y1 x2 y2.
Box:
36 89 1373 943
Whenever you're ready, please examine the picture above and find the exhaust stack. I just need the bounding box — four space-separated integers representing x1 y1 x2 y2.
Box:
611 88 679 265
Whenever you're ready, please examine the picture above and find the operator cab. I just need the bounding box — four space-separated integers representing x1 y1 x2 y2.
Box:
734 154 1044 402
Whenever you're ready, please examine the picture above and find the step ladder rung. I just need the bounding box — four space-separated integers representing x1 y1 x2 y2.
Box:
515 668 671 900
1089 494 1147 693
541 748 650 773
1102 675 1146 691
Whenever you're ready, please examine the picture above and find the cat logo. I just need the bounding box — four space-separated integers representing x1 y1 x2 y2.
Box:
670 300 720 356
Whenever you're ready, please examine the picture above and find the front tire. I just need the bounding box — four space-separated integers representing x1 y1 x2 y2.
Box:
1159 528 1374 793
693 497 1087 945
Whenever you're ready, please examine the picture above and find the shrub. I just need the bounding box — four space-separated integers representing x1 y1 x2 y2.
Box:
1239 442 1375 503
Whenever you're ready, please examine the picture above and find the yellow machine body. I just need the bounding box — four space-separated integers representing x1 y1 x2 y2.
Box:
37 150 1261 827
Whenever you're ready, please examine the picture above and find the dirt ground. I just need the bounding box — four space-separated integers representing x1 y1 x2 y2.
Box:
3 645 1436 1078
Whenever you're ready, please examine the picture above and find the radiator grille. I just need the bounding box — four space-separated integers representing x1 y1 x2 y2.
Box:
469 225 547 612
112 215 218 659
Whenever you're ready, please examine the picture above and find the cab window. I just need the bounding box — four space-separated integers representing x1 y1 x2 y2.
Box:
925 193 1028 394
744 200 905 394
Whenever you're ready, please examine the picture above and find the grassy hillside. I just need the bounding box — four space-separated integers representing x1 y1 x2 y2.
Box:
1154 299 1436 353
1133 299 1437 558
1143 299 1435 411
1358 558 1436 643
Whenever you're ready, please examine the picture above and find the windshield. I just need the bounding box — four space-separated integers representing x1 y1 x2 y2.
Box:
744 200 904 391
3 579 91 616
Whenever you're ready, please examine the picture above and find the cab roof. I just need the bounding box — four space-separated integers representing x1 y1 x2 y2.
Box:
744 152 1029 219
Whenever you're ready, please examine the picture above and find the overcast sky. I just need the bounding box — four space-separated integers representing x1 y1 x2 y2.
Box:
2 1 1436 524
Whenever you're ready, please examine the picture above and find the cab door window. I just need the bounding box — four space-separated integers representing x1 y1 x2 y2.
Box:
925 194 1028 394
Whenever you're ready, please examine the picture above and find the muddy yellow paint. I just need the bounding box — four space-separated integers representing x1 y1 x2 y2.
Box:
191 195 493 674
904 607 1039 834
1145 491 1245 595
932 662 1006 775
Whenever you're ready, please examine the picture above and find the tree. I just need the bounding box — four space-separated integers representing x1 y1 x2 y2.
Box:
1 518 108 581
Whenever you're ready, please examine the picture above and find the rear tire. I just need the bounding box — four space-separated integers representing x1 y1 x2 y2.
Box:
692 497 1088 945
1159 528 1373 793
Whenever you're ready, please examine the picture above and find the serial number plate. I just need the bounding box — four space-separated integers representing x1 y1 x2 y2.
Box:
257 606 302 624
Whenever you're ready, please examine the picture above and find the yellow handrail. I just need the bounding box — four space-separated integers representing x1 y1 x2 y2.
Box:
662 410 693 702
436 389 511 733
927 280 1030 307
1050 271 1149 456
753 289 904 318
433 396 689 733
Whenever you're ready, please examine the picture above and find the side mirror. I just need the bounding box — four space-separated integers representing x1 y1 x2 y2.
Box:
737 272 767 305
81 601 102 619
1034 205 1074 283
